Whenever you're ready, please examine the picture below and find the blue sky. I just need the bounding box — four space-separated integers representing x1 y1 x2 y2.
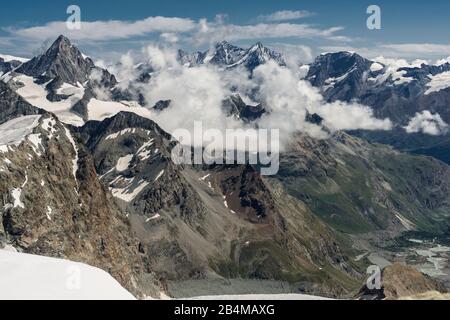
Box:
1 0 450 62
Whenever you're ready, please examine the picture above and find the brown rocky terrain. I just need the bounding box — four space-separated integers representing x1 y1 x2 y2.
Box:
358 263 447 300
76 112 363 298
3 35 450 299
0 86 146 296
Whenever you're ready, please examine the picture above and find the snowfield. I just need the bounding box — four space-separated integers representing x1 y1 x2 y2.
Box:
425 71 450 95
87 98 153 122
14 75 85 126
0 54 29 63
0 250 135 300
0 115 41 152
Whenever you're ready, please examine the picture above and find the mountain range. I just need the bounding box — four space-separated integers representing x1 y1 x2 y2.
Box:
178 40 286 71
1 35 450 299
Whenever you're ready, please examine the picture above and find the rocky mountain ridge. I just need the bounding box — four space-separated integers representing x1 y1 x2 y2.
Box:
2 36 450 298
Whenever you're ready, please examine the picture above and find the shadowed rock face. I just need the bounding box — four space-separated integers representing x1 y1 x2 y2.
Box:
0 59 12 75
16 35 117 89
152 100 171 112
74 111 363 297
16 35 94 85
0 57 22 75
222 94 266 123
3 36 450 299
0 81 44 125
0 98 145 296
305 51 450 165
307 51 373 98
178 41 286 72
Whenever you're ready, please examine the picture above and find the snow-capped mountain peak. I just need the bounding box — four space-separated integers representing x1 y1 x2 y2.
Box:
16 35 96 85
177 40 286 71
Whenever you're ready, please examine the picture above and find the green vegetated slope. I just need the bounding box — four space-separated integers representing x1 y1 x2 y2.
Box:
276 132 450 235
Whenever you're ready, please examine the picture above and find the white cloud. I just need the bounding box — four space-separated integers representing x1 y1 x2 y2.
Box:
381 43 450 56
191 20 348 46
2 14 350 57
160 32 179 43
321 43 450 61
258 10 313 22
315 101 393 131
253 61 392 139
138 46 242 148
8 17 196 41
273 43 314 66
103 46 392 150
405 111 449 136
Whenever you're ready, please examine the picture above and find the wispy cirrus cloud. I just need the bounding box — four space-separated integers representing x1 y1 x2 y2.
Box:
257 10 314 22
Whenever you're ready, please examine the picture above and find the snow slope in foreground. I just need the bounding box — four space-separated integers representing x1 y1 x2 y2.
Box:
0 250 135 300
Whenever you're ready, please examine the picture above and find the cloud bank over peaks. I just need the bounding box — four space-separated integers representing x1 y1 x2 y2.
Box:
108 45 392 150
252 61 392 137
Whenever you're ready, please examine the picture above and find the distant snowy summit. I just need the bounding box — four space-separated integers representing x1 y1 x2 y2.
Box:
178 40 286 71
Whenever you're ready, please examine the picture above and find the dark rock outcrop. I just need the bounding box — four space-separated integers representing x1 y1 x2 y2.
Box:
358 263 447 300
0 81 43 125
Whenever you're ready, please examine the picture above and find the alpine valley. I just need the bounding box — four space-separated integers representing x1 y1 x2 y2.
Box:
1 35 450 300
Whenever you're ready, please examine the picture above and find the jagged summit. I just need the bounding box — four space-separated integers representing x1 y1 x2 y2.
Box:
16 35 96 85
208 41 246 66
176 40 286 71
48 35 73 51
306 51 376 102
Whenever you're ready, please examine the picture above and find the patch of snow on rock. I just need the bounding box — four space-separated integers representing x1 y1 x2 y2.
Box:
0 115 41 152
154 170 164 182
64 127 79 178
425 71 450 95
111 180 149 202
11 188 24 209
14 75 84 126
116 154 133 172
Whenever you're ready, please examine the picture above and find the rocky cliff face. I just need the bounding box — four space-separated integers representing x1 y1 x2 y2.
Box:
0 81 44 124
16 35 96 85
305 51 450 165
3 36 450 299
0 93 145 295
307 52 375 103
2 96 450 297
72 111 363 297
177 41 286 71
222 94 266 123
